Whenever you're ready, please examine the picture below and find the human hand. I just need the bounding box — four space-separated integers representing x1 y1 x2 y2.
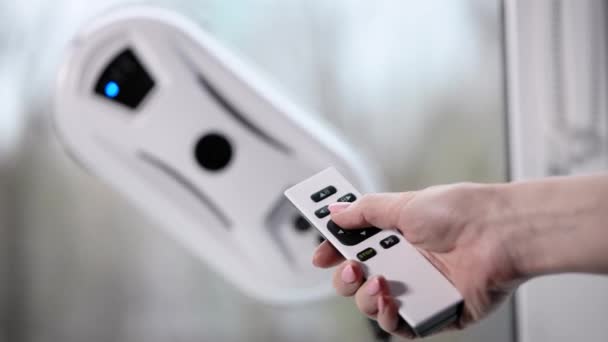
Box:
312 183 520 338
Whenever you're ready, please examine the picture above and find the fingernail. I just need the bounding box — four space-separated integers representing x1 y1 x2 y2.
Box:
328 202 351 213
341 264 357 284
378 296 386 313
367 277 381 295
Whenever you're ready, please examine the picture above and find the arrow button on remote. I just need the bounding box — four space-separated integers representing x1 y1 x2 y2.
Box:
338 193 357 202
311 186 337 202
327 220 380 246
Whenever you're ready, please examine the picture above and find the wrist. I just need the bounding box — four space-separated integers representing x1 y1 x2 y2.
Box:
495 175 608 279
473 183 532 284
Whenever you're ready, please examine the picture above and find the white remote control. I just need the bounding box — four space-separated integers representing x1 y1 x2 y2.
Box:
285 167 463 337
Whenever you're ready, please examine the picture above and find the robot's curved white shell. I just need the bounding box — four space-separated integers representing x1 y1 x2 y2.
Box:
53 6 382 304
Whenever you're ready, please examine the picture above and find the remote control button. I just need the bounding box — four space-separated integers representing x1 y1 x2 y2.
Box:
380 235 400 249
338 193 357 202
311 186 337 202
315 206 330 218
357 248 377 262
327 220 381 246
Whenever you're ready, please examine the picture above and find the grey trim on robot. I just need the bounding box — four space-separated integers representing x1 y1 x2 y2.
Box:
136 150 232 228
195 73 292 154
174 44 291 154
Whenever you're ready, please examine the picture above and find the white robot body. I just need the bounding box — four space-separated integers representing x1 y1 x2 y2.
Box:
53 7 381 303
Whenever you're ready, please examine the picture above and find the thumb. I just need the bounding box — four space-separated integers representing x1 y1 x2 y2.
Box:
328 192 412 230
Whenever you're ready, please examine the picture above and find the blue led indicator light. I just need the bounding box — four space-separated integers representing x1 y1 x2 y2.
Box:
104 81 120 98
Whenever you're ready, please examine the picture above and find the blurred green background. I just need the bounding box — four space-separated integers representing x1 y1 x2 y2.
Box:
0 1 509 341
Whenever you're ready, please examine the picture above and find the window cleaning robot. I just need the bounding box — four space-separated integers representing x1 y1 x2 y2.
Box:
52 7 382 304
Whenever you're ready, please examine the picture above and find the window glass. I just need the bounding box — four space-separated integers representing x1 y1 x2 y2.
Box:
0 1 508 341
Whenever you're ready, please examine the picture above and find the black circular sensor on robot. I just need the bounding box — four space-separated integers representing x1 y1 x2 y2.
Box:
195 133 233 171
293 215 312 233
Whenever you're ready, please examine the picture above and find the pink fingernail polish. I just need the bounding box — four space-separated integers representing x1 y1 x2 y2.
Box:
367 277 381 295
328 202 351 213
341 264 357 284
